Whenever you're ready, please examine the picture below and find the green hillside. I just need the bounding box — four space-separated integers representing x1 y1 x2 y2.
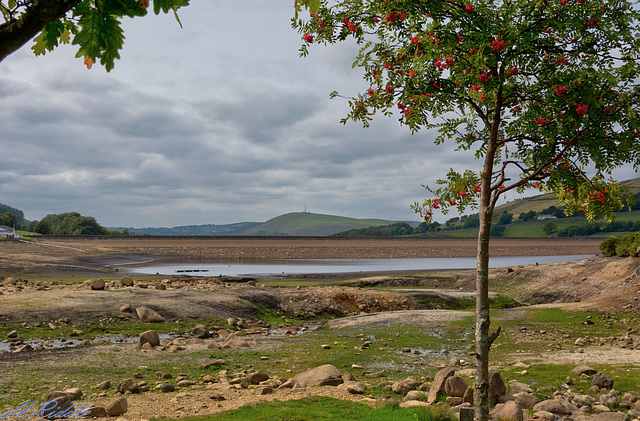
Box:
243 212 397 236
495 177 640 216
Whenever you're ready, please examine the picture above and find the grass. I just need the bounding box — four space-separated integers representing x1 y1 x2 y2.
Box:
150 396 456 421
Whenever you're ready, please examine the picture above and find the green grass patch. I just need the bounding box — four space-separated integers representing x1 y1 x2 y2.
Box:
151 396 456 421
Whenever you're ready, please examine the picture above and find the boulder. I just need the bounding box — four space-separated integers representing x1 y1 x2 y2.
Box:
533 399 572 415
571 365 597 377
116 378 140 394
119 304 133 313
514 392 540 409
337 381 365 394
593 412 630 421
221 333 249 349
41 396 73 420
292 364 343 387
492 401 524 421
592 372 614 390
96 381 110 390
428 367 456 403
509 380 533 395
392 376 420 395
404 390 428 402
444 375 469 397
156 383 175 393
489 370 507 406
81 406 108 418
106 397 127 416
136 307 164 322
120 276 134 286
62 387 82 400
138 330 160 348
192 325 210 339
89 279 105 290
245 372 269 384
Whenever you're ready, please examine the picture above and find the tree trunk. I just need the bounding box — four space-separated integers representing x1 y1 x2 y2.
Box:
474 190 492 421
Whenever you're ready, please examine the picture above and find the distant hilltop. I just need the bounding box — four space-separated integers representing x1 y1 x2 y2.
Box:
112 212 406 237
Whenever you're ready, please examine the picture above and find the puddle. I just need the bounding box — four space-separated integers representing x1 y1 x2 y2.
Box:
0 334 173 353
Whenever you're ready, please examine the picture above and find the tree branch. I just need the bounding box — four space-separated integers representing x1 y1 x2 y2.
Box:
0 0 82 63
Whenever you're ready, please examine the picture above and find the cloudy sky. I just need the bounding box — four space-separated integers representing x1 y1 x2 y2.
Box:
1 2 637 228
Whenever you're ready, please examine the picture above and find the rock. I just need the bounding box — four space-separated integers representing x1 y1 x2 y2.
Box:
337 381 365 394
116 378 140 394
509 380 533 395
444 375 469 397
592 372 614 390
600 393 619 408
136 307 164 322
106 397 127 416
119 304 133 313
202 375 216 383
448 357 461 367
221 333 249 349
573 394 596 406
202 359 225 368
492 401 523 421
156 383 175 392
140 342 154 351
13 344 32 353
533 399 573 415
292 364 343 387
593 412 630 421
96 381 110 390
89 279 105 290
177 380 195 387
533 410 557 420
489 370 507 406
427 367 456 403
7 330 18 338
63 387 82 400
120 276 134 286
138 330 160 348
81 406 108 418
400 401 430 408
571 365 597 377
245 372 269 384
514 392 540 409
254 386 273 395
342 372 356 383
462 385 474 405
392 376 420 395
401 391 425 402
41 396 73 420
278 379 298 389
192 325 210 339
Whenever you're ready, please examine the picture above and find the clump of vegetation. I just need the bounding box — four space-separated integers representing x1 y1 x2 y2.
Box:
600 233 640 257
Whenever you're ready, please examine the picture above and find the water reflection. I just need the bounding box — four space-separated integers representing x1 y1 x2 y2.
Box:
121 255 592 277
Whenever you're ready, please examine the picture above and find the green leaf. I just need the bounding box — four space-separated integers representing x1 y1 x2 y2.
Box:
153 0 189 15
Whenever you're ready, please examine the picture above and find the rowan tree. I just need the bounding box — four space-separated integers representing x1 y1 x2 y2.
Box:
294 0 640 419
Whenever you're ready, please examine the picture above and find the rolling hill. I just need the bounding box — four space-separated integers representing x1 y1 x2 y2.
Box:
242 212 398 236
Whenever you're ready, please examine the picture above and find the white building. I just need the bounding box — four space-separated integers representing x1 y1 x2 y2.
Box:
0 225 22 239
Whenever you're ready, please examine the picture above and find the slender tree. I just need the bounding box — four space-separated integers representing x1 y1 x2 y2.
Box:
294 0 640 419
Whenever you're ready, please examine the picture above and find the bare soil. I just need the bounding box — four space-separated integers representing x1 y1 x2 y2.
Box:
2 236 639 420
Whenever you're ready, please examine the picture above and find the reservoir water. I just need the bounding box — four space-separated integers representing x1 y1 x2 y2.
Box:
122 254 592 278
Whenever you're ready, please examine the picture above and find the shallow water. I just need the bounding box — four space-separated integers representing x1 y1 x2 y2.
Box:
121 254 593 277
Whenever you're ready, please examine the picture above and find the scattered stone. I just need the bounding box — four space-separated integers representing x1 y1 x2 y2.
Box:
342 372 356 383
138 330 160 348
254 386 273 395
592 372 614 390
41 396 73 420
404 390 428 402
7 330 18 338
571 365 597 377
156 383 175 393
89 279 105 290
428 367 456 403
119 304 133 313
136 307 164 322
97 381 110 390
116 378 140 394
514 392 539 409
338 381 365 395
82 406 108 418
13 344 32 353
533 399 573 416
489 370 507 406
221 333 249 349
202 359 225 369
492 401 523 421
400 400 430 408
63 387 82 400
593 412 630 421
202 375 216 383
177 380 196 387
120 276 134 286
245 372 269 384
392 376 421 395
106 397 127 416
192 325 210 339
292 364 343 387
444 375 469 397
